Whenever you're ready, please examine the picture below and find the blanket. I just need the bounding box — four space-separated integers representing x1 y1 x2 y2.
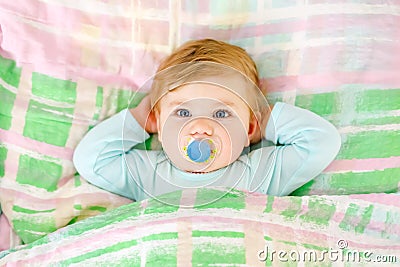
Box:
0 0 399 262
1 188 399 266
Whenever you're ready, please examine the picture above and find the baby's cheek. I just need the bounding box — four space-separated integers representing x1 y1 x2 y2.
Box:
218 133 234 161
220 126 248 162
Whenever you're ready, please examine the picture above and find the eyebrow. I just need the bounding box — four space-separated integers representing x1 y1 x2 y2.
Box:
167 100 185 107
223 101 239 108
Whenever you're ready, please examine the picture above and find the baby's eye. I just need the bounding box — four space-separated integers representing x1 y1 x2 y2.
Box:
213 109 230 118
177 109 191 117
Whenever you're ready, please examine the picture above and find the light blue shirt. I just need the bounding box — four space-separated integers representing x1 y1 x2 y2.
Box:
73 102 341 201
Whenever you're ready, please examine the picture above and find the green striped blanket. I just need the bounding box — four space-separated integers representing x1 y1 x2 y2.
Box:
1 188 399 266
0 1 399 264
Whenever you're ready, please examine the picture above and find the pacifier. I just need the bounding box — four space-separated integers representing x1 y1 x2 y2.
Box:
183 138 217 163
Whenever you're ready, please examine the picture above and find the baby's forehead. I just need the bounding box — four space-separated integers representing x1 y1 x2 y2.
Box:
154 85 265 122
150 62 266 113
162 82 251 107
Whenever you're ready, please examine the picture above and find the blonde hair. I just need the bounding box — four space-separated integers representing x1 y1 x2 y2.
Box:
157 39 259 85
150 39 261 110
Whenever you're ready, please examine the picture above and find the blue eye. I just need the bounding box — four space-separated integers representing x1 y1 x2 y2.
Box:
214 109 230 118
177 109 191 117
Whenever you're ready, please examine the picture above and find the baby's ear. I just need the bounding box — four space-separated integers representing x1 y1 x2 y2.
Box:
143 108 158 134
153 110 162 143
248 112 262 145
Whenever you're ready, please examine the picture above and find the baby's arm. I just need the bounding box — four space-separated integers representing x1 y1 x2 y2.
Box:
73 108 155 200
251 102 341 196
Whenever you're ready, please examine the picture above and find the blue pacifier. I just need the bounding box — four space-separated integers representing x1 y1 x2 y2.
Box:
187 139 211 163
184 138 216 163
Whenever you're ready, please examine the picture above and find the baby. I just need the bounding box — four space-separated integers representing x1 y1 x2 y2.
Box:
73 39 341 202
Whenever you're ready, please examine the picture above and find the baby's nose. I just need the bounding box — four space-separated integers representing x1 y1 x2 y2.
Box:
189 118 213 136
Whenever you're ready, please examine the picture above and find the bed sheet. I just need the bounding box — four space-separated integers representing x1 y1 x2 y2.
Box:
0 0 399 251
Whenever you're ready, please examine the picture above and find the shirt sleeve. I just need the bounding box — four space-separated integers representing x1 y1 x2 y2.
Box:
73 109 156 200
248 102 341 196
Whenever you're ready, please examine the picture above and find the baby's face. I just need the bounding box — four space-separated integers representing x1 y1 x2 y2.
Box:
155 83 253 173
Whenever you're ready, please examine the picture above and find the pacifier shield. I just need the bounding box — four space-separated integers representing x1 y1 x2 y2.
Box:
187 139 211 163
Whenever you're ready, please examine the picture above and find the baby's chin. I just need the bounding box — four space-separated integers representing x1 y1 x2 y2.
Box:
182 158 234 174
184 166 217 174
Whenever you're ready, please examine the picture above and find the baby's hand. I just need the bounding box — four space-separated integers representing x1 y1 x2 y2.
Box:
129 95 158 134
